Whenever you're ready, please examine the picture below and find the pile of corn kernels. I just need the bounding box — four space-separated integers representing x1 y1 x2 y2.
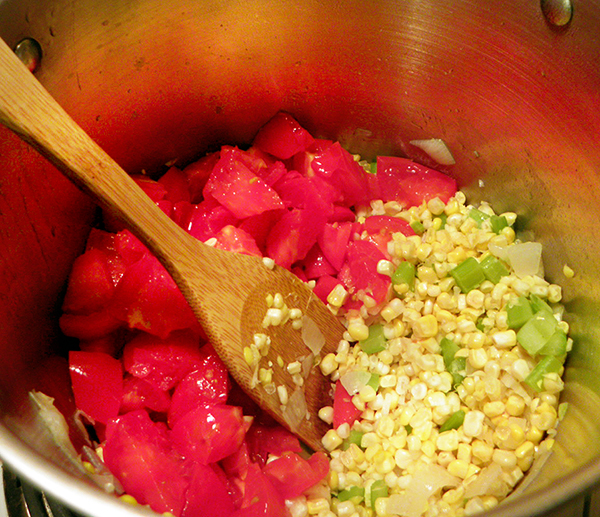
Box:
290 192 569 517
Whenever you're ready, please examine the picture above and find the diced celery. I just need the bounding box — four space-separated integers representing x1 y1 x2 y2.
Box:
360 324 387 355
392 262 416 290
558 402 569 420
342 430 365 450
507 296 534 329
437 213 447 229
449 357 466 387
440 338 465 387
490 215 509 233
440 337 460 370
370 479 389 508
338 486 365 503
405 424 413 435
480 254 509 284
367 373 380 391
369 162 377 174
439 410 466 433
538 329 567 357
524 355 563 392
517 311 558 356
449 257 486 293
469 208 490 226
529 294 553 316
410 220 425 235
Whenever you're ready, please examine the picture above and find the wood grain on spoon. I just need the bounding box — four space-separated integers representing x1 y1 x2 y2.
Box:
0 37 344 451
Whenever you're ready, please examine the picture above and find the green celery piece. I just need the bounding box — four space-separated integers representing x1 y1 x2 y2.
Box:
490 215 509 233
360 324 387 355
449 257 486 293
367 373 380 391
529 294 553 316
369 162 377 174
469 208 490 227
392 261 416 290
525 355 563 392
410 220 425 235
370 479 389 508
517 311 558 356
449 357 466 387
440 337 460 370
338 486 365 503
507 296 534 329
405 424 413 435
440 410 466 433
342 430 365 450
538 329 567 357
436 213 447 229
480 254 509 284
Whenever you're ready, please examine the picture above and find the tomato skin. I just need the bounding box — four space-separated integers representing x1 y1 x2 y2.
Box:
62 249 115 315
344 240 391 305
184 151 220 203
104 410 188 517
171 404 246 464
317 222 353 271
69 351 123 424
376 156 457 207
262 452 329 500
364 215 415 238
182 463 236 517
333 380 362 429
59 308 123 340
169 345 230 425
312 275 343 304
302 244 337 280
253 112 315 160
187 198 240 242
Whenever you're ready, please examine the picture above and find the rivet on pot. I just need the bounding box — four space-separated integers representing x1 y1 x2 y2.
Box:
14 38 42 73
541 0 573 27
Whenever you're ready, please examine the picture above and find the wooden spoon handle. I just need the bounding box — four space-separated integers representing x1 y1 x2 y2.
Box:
0 38 192 260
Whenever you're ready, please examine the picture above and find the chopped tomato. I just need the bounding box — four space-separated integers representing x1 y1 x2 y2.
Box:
317 221 353 271
130 174 168 202
182 463 236 517
171 404 246 464
376 156 457 207
169 345 230 425
120 374 171 414
109 253 199 338
59 308 123 340
253 112 315 160
183 151 221 203
159 166 191 203
187 198 240 242
343 240 391 305
204 150 284 219
302 244 337 280
333 380 362 429
245 424 302 467
364 215 415 237
232 464 288 517
312 275 343 304
215 225 262 257
104 410 188 517
62 249 115 315
122 329 203 391
263 451 329 500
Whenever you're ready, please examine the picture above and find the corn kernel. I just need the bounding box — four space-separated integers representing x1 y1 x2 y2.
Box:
413 314 439 339
322 429 343 451
447 459 470 479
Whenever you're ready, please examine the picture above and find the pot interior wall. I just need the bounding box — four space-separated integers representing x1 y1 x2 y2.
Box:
0 0 600 516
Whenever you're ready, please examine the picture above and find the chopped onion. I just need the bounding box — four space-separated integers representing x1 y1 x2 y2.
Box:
301 353 315 379
340 370 371 395
464 463 510 498
302 315 325 355
385 463 460 517
507 242 543 278
488 242 509 261
282 388 307 432
410 138 456 165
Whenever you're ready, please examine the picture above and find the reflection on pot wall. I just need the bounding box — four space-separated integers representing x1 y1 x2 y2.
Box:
0 1 599 517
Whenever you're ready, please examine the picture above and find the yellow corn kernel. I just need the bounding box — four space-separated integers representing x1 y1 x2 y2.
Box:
119 494 138 506
447 459 470 479
243 347 254 366
328 284 349 307
327 470 339 491
505 395 526 416
348 322 370 342
322 429 343 451
318 406 334 425
320 353 338 376
307 498 330 514
413 314 439 339
259 367 272 385
472 440 494 463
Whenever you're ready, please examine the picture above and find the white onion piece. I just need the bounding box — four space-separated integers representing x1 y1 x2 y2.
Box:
488 242 509 261
282 388 307 432
301 353 315 379
464 463 510 498
340 370 371 395
302 315 325 355
410 138 456 165
507 242 543 278
385 463 460 517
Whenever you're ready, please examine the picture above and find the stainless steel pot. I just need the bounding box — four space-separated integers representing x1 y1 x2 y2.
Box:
0 0 598 516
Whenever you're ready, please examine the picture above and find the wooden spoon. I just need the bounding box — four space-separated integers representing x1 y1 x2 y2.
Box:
0 38 344 451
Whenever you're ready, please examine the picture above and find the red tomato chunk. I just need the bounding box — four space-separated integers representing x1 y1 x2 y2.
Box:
61 112 457 516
